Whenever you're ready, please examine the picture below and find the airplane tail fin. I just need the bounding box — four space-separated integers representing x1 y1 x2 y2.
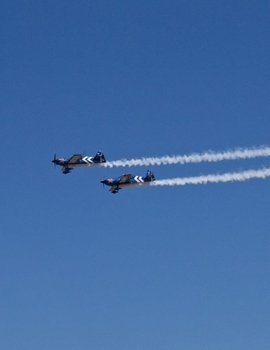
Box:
93 151 106 163
144 170 155 182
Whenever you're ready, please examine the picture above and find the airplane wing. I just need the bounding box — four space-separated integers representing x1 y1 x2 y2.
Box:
118 174 132 184
110 186 122 194
67 154 82 164
62 167 73 174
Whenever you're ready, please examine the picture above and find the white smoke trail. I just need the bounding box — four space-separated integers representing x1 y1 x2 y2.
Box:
104 146 270 168
151 167 270 187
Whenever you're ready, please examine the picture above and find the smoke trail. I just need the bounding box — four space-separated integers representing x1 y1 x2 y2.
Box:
151 167 270 187
104 146 270 168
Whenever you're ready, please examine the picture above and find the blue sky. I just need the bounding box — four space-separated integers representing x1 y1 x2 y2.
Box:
1 1 270 349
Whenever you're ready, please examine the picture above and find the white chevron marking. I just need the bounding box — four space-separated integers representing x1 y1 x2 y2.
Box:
134 176 140 183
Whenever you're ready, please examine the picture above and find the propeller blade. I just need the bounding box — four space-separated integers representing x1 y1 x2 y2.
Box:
52 154 57 166
101 177 105 189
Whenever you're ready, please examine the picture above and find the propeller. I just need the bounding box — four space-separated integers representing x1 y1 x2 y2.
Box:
52 154 57 167
101 176 106 189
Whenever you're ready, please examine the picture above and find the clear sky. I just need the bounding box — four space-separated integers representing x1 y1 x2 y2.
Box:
1 1 270 349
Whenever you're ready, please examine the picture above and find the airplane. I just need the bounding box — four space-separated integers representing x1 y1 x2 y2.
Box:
52 151 106 174
101 170 155 194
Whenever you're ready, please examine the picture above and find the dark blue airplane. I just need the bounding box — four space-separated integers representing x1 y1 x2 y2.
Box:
101 170 155 194
52 151 106 174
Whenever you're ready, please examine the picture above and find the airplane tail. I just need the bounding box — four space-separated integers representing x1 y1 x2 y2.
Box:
144 170 155 182
93 151 106 163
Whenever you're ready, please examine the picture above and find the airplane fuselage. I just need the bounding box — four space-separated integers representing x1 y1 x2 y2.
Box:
63 160 103 169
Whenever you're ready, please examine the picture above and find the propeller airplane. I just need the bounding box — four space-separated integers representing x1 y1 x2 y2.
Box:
52 151 106 174
101 170 155 194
